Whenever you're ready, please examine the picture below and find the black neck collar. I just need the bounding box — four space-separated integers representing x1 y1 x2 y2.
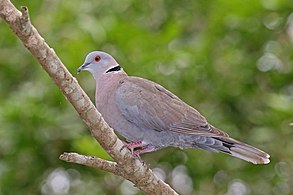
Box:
106 65 121 73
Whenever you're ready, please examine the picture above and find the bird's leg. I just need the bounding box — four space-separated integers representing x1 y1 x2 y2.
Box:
120 141 156 162
133 145 156 162
120 141 145 155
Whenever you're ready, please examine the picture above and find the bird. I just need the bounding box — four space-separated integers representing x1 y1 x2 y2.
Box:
77 51 270 164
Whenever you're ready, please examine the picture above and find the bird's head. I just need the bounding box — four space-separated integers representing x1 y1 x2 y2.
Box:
78 51 121 80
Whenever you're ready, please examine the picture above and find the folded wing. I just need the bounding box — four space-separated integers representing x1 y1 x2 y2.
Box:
115 76 228 137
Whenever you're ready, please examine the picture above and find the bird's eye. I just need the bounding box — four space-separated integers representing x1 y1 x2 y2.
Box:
94 55 101 62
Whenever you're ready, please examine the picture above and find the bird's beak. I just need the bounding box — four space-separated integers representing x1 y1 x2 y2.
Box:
77 62 90 74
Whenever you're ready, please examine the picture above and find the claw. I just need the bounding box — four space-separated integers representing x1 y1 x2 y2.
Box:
120 141 156 162
120 141 156 163
120 141 144 155
133 145 156 163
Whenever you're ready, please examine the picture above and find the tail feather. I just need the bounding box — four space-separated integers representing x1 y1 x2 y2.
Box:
213 137 270 164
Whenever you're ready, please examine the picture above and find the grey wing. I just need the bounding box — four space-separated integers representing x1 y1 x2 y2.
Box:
115 76 228 137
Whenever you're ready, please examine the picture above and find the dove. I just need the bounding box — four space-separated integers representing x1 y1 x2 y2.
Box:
77 51 270 164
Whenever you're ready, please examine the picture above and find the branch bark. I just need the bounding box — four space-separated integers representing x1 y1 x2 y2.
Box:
60 152 124 176
0 1 178 194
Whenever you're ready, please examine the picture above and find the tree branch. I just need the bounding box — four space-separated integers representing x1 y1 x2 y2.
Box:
0 1 178 194
59 152 124 176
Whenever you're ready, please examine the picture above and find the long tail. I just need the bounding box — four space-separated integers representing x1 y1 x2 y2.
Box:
212 136 270 164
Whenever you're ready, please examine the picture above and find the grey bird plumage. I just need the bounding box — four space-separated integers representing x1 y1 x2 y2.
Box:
78 51 270 164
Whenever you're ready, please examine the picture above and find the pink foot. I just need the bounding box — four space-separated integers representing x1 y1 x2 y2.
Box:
133 145 156 162
120 141 156 162
120 141 144 155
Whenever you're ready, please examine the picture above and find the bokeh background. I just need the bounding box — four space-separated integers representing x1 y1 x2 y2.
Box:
1 0 293 194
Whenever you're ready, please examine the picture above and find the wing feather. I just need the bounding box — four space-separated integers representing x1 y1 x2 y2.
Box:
115 76 228 137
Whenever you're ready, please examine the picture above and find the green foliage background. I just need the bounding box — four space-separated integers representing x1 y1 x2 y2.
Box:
1 0 293 194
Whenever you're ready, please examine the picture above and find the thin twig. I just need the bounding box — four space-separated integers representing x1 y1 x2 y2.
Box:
59 152 124 176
